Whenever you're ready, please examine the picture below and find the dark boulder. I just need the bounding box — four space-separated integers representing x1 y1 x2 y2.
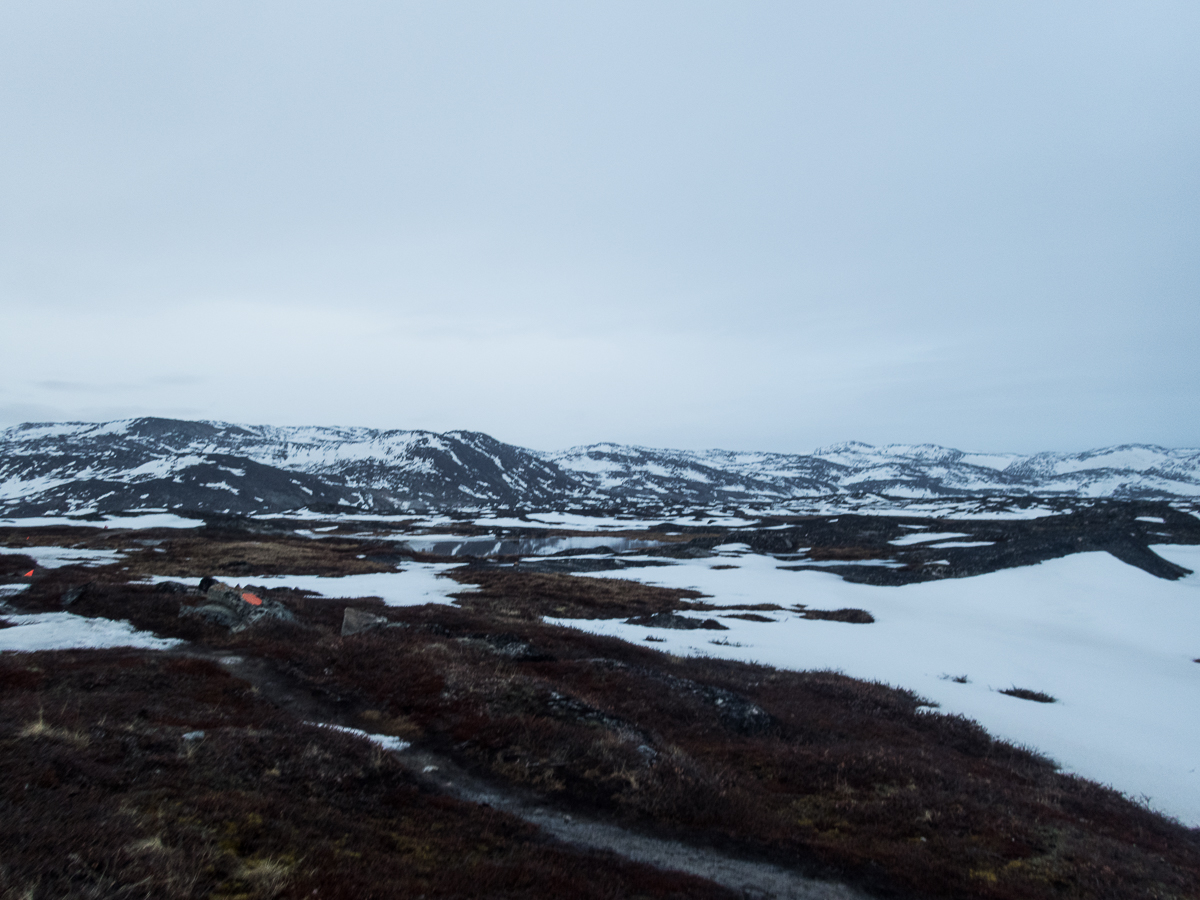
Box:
624 612 727 630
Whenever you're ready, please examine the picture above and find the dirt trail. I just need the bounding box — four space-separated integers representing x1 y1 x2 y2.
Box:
182 647 877 900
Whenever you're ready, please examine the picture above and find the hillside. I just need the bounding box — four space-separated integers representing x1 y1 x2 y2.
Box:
2 418 1199 518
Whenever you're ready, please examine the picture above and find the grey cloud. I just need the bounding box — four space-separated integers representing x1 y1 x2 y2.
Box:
0 2 1196 452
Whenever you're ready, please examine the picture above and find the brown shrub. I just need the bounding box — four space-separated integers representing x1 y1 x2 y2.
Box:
799 608 876 624
448 569 707 620
0 649 737 900
6 528 1199 900
1000 687 1057 703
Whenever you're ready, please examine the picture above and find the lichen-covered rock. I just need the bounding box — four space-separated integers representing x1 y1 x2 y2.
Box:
180 603 240 628
179 579 295 631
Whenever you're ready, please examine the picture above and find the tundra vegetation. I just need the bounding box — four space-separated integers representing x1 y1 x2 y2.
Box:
1 513 1198 899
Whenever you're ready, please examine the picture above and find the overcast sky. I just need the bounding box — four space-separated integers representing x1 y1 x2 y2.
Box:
1 2 1197 453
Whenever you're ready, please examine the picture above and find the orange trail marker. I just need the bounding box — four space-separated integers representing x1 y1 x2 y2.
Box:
23 569 34 577
242 592 263 606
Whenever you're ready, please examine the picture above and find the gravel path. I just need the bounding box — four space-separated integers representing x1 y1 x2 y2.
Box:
196 648 878 900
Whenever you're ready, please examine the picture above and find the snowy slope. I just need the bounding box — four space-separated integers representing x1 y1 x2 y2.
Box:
1 417 1198 516
0 418 586 516
544 441 1200 504
549 544 1200 826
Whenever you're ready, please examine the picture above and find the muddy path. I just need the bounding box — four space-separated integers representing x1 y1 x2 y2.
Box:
177 645 876 900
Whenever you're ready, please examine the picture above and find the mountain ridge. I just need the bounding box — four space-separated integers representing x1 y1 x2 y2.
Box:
1 417 1198 516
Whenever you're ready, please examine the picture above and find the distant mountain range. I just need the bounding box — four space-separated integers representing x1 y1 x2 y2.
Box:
1 418 1198 517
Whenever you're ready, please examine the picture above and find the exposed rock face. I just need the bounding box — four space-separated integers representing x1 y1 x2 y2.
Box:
179 580 295 632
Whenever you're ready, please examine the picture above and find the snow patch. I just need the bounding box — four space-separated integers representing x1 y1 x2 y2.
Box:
0 608 181 653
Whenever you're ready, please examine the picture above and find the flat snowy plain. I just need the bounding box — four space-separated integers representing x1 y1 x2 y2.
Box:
549 545 1200 827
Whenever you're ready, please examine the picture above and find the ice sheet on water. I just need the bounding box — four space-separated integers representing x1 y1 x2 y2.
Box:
926 541 995 549
784 558 908 568
474 512 764 530
398 534 667 557
888 532 971 546
0 513 203 530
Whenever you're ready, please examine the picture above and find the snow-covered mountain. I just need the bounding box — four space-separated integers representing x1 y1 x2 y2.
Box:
1 418 1198 516
0 418 582 516
543 441 1200 505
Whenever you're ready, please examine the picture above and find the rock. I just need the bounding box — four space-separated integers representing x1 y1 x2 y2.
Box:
154 580 195 594
178 580 295 631
206 582 250 611
457 632 554 661
624 612 728 631
60 584 88 606
341 607 390 637
179 603 240 628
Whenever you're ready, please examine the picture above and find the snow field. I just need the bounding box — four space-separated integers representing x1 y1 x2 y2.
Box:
0 586 182 653
0 513 203 529
548 545 1200 826
144 564 472 608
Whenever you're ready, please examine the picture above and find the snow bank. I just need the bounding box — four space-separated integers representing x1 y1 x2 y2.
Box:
19 546 127 568
0 606 182 653
308 722 410 752
0 513 203 529
143 564 470 608
551 546 1200 826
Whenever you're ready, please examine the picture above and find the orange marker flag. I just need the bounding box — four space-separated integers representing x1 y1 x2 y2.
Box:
241 592 263 606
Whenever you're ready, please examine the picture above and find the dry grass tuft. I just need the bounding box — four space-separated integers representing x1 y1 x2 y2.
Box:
1000 687 1057 703
19 712 90 748
448 569 707 620
799 607 875 624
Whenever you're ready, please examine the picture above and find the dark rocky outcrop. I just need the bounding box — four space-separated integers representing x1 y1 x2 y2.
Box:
179 580 295 632
625 612 728 631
